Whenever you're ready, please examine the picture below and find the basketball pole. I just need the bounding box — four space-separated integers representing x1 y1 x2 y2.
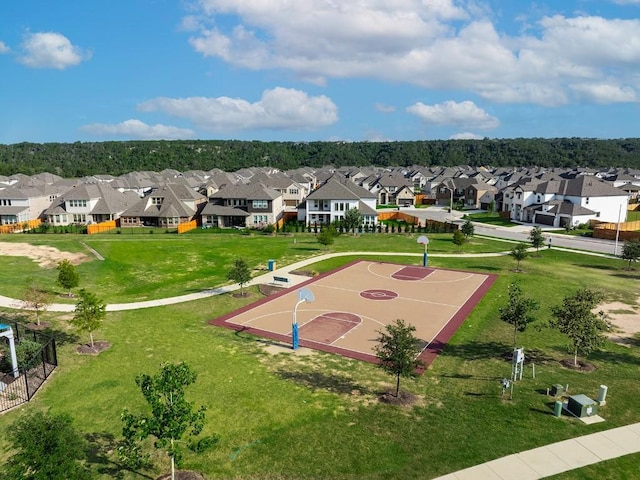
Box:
423 242 428 267
292 299 303 350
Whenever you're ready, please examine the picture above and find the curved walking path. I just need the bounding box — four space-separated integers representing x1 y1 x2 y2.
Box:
2 246 637 479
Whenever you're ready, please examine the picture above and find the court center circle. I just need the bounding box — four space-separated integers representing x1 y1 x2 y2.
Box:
359 289 398 300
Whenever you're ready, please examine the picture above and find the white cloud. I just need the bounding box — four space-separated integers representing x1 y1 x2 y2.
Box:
450 132 484 140
375 103 396 113
0 41 9 54
18 32 90 69
570 83 637 103
80 120 194 140
138 87 338 132
406 100 499 129
185 2 640 106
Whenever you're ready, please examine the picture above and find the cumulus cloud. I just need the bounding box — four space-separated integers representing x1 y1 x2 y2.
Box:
450 132 484 140
407 100 499 130
184 2 640 106
80 120 194 140
18 32 90 69
570 83 637 103
0 41 9 54
137 87 338 132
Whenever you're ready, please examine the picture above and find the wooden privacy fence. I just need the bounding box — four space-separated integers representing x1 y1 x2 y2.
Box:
86 219 117 234
177 219 198 234
378 211 420 223
0 219 41 234
593 220 640 241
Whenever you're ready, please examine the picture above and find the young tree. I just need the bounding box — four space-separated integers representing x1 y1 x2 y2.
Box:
56 259 80 296
452 229 466 251
23 277 51 326
499 282 539 350
550 288 610 366
509 243 529 272
621 239 640 270
529 227 545 255
4 410 90 480
343 208 363 234
120 362 213 480
461 219 474 237
317 226 335 248
227 258 252 296
374 319 424 397
71 289 106 349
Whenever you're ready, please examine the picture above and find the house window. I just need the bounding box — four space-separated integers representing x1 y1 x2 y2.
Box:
252 200 268 209
289 188 298 195
254 214 268 224
152 197 163 205
68 200 88 208
73 214 86 223
585 197 589 204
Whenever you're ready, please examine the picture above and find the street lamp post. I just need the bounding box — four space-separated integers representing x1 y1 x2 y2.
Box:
292 288 314 350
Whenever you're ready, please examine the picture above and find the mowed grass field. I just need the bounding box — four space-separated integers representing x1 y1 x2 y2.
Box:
0 232 639 479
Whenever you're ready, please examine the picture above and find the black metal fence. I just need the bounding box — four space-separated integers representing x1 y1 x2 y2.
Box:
0 323 57 414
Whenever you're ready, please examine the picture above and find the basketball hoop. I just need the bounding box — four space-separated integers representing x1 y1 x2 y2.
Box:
417 236 429 267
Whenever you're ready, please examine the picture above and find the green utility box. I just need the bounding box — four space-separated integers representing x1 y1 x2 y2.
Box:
567 394 599 418
551 384 565 396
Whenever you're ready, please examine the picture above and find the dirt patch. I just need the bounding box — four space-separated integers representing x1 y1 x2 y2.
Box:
378 390 421 406
258 284 287 296
289 269 317 277
232 292 253 298
560 359 596 372
76 341 111 355
599 299 640 345
155 471 206 480
0 241 90 268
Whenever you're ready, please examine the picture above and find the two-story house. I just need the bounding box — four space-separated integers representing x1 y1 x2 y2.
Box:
301 178 378 226
204 183 284 228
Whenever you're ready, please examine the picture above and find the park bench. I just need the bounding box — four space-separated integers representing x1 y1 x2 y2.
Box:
273 276 290 286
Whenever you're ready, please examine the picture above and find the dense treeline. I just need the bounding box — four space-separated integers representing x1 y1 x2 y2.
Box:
1 138 640 177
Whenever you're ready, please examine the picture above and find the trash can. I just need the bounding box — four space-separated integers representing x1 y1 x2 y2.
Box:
554 400 563 417
268 259 276 271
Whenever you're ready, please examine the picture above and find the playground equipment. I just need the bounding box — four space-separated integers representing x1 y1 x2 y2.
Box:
0 324 19 378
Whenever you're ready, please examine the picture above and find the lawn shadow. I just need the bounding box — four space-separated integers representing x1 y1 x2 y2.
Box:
471 265 501 272
588 349 640 366
275 368 372 396
85 432 153 479
439 341 511 361
573 263 617 272
50 329 81 347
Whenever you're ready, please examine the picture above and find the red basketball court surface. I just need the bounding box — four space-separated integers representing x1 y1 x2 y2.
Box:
210 260 497 368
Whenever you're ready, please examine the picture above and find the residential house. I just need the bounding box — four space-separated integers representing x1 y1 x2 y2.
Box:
504 176 629 227
301 178 378 226
206 183 284 228
120 184 207 228
44 183 138 226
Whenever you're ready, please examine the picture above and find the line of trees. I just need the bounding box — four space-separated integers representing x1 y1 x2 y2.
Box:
3 137 640 177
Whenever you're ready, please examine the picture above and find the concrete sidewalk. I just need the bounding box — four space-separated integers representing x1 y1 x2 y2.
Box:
434 422 640 480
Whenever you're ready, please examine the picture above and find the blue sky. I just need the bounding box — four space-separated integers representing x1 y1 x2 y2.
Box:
2 0 640 144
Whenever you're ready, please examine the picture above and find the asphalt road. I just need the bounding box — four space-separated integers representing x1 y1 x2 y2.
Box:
400 206 620 256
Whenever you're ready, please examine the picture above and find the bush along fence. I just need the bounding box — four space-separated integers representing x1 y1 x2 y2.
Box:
0 219 42 234
0 323 57 414
279 218 456 235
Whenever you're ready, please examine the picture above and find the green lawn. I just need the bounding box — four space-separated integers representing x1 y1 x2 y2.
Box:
464 212 517 227
0 232 512 303
626 209 640 222
1 234 639 479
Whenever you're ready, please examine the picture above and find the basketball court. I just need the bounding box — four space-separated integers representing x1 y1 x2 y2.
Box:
210 260 497 368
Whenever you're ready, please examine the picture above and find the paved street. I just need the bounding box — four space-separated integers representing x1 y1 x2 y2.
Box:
400 206 621 256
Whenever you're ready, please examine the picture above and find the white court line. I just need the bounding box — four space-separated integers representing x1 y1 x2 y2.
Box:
315 283 460 309
366 263 477 284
